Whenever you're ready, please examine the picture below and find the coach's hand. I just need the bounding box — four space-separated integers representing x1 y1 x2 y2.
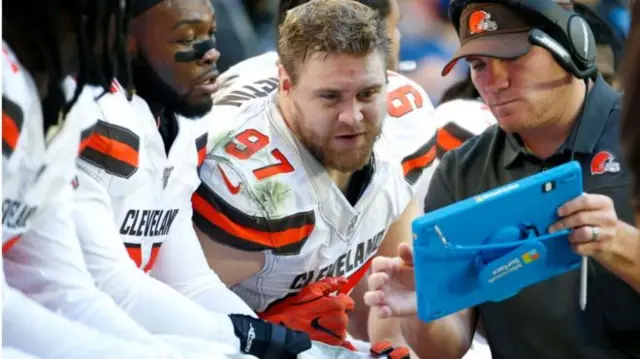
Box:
229 314 311 359
364 243 417 319
258 277 356 350
549 193 637 266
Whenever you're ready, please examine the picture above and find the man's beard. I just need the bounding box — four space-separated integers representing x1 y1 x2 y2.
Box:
291 101 382 173
131 53 212 118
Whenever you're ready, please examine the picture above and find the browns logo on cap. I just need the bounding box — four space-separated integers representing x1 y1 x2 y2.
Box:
442 3 537 76
468 10 498 35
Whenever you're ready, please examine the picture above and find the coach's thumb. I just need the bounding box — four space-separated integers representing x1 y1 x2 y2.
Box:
398 243 414 267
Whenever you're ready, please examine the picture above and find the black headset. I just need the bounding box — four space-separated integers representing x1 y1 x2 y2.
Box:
449 0 598 80
573 2 625 73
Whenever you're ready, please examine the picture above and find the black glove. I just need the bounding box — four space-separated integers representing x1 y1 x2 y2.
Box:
229 314 312 359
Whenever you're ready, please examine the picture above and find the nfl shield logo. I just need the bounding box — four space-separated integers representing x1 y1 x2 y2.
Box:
162 167 174 189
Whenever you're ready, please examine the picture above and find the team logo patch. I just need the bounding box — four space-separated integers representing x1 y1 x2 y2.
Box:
469 10 498 35
590 151 620 175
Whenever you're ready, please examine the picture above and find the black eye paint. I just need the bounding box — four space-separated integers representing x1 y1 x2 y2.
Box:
174 38 216 63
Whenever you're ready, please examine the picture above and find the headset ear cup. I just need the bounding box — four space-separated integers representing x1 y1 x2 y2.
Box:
568 15 597 69
528 28 577 75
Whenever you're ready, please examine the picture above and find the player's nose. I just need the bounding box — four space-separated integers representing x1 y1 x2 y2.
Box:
337 100 364 126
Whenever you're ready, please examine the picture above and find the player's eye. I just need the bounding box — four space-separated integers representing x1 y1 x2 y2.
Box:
320 92 340 103
357 89 378 102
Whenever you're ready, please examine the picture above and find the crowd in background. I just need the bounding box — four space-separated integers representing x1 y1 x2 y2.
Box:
212 0 630 102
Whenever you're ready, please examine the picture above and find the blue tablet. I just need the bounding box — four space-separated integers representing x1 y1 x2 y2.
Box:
412 161 583 323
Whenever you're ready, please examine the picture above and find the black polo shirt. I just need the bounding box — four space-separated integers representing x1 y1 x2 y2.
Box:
424 76 640 359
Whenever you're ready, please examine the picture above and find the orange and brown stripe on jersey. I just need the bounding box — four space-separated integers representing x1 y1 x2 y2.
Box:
401 134 437 185
80 120 140 178
192 183 316 255
436 122 475 158
125 242 162 273
2 96 24 158
78 125 96 153
195 133 207 167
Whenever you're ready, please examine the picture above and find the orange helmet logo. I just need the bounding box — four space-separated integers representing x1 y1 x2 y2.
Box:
590 151 620 175
468 10 498 35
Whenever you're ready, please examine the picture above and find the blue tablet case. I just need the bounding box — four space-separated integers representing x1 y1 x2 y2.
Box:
412 161 583 323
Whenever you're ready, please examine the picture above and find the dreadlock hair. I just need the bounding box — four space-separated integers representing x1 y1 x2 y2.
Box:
3 0 134 132
276 0 392 38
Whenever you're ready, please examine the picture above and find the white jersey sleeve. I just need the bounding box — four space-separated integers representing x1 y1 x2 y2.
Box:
378 71 438 205
2 250 167 359
71 91 243 347
2 286 161 359
433 98 496 157
150 185 257 317
4 184 162 345
1 43 171 350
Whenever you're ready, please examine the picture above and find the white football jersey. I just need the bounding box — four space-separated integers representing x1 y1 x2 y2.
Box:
72 81 252 347
434 98 496 158
1 44 95 248
76 84 207 273
1 41 183 359
195 84 437 311
412 98 497 214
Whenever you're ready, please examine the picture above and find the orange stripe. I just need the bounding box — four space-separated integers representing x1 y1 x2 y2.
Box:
339 257 373 294
78 137 91 153
2 235 21 254
402 146 436 176
126 246 142 267
2 111 20 151
437 128 463 151
84 133 139 167
197 147 206 167
143 246 161 272
192 193 313 248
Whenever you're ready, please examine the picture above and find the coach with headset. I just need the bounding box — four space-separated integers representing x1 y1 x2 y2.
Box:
364 0 640 358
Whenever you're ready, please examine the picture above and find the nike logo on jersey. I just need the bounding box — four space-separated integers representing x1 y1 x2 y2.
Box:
218 164 241 195
2 199 37 230
119 209 179 237
289 230 385 290
310 317 342 341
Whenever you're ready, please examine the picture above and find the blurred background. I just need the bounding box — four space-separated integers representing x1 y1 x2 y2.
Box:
211 0 631 104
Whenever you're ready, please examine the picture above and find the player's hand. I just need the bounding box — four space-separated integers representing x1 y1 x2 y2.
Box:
364 243 417 319
370 341 411 359
258 277 357 350
228 314 311 359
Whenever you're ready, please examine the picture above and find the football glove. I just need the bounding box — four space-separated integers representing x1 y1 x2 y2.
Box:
370 341 411 359
228 314 311 359
258 277 356 350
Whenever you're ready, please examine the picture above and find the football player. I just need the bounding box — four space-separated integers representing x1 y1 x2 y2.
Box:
69 0 311 358
2 1 183 357
193 0 436 355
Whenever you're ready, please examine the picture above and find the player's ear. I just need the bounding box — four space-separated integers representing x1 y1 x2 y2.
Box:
278 64 292 95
